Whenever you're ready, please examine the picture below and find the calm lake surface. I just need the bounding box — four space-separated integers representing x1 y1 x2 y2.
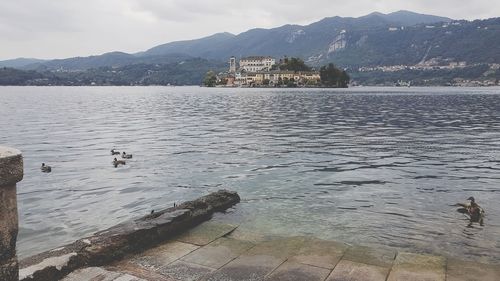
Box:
1 86 500 262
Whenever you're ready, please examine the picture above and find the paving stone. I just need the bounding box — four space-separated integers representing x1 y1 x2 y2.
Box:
176 222 238 246
62 267 146 281
290 238 348 269
113 274 148 281
202 254 285 281
107 264 177 281
446 258 500 281
264 261 331 281
157 260 215 281
342 245 396 268
387 252 445 281
62 267 119 281
54 228 500 281
201 236 306 280
125 241 199 269
245 236 306 259
326 260 388 281
181 237 255 268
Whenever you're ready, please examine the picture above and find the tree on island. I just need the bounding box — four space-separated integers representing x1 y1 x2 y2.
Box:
203 71 217 87
277 77 283 86
320 63 350 88
272 57 311 72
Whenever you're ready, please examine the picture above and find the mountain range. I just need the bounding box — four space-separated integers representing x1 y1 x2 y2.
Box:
141 10 455 64
1 10 499 86
0 11 456 69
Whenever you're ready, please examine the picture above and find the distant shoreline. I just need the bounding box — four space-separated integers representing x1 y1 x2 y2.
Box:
1 85 500 88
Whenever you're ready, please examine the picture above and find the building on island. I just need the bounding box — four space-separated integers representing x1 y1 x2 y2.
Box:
239 56 276 72
234 70 320 86
229 56 237 73
217 56 320 87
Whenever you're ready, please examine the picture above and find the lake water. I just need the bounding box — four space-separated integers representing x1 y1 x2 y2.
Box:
1 86 500 263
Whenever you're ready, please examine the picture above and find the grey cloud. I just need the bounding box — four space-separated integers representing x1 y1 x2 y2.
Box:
130 0 232 21
0 0 498 60
0 1 82 35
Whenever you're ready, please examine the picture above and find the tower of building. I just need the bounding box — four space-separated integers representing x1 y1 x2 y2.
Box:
229 56 236 73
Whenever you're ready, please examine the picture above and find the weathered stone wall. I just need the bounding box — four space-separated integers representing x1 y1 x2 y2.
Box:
0 146 24 281
19 189 240 281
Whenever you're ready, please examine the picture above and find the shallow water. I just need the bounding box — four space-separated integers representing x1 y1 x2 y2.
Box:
1 86 499 262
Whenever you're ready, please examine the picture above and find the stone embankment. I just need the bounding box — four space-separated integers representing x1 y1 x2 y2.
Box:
0 146 23 281
18 190 240 281
58 221 500 281
65 222 500 281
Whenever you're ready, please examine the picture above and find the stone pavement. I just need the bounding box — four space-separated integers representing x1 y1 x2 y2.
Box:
62 222 500 281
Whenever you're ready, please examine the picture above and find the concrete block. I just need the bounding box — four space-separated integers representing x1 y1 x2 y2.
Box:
446 258 500 281
203 254 285 281
181 237 254 268
62 267 121 281
62 267 146 281
265 260 331 281
245 237 306 259
126 241 199 269
290 238 348 269
106 264 175 281
387 252 445 281
326 260 388 281
342 245 396 268
157 260 215 281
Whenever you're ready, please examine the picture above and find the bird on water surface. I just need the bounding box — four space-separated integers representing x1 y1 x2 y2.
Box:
41 163 52 173
456 196 485 226
111 149 120 155
122 151 133 159
113 158 126 168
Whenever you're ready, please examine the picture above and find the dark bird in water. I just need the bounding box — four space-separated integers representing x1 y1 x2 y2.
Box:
41 163 52 173
121 152 133 159
150 210 154 215
111 149 120 155
113 158 126 168
456 197 485 226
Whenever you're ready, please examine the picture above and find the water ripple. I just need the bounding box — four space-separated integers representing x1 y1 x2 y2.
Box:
1 86 500 262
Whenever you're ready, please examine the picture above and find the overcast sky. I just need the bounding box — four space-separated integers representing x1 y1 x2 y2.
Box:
0 0 497 60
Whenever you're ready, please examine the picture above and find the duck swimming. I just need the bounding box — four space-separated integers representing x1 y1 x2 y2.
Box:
41 163 52 173
456 196 484 226
113 158 126 168
121 152 133 159
111 149 120 155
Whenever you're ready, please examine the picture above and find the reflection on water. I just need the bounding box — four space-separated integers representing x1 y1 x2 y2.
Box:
1 86 500 262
